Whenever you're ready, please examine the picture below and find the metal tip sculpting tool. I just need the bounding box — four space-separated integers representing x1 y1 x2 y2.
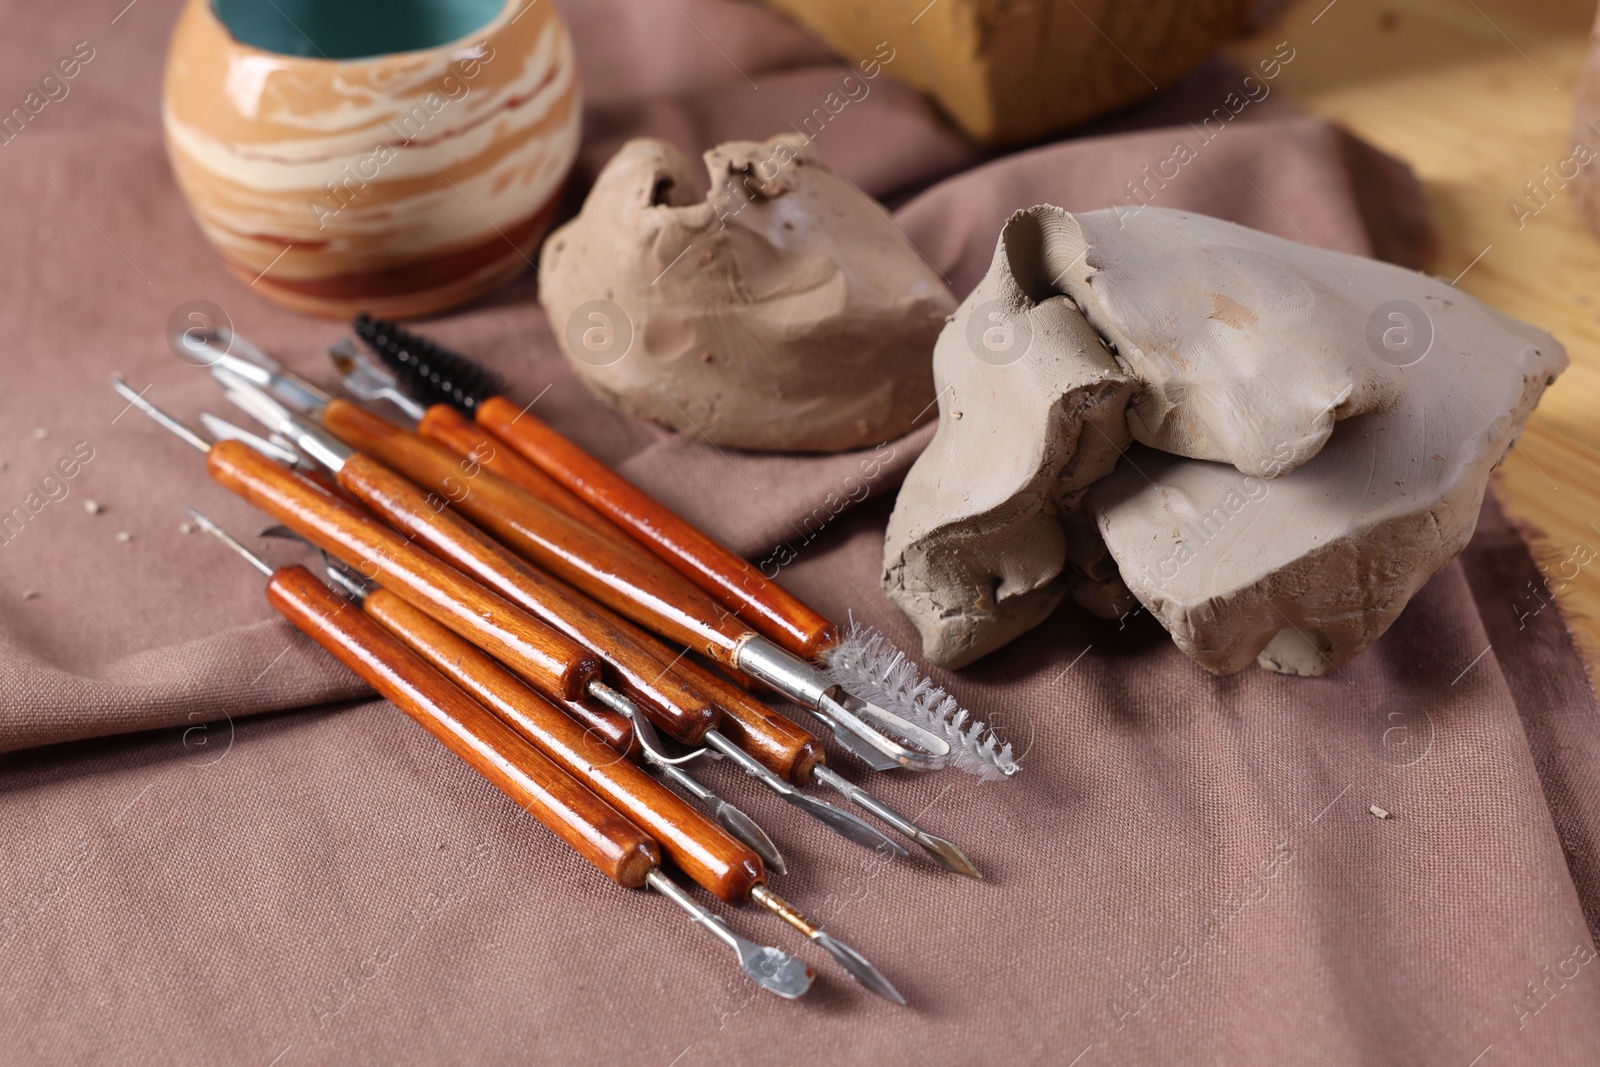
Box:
330 338 426 421
651 761 788 877
812 766 980 878
190 506 812 1002
112 376 209 454
585 685 789 876
648 873 813 999
700 730 909 860
748 885 905 1005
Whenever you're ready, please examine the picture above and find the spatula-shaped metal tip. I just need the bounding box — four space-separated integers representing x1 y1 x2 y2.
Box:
812 931 906 1006
738 940 815 1000
715 802 787 876
647 871 812 1000
915 832 982 880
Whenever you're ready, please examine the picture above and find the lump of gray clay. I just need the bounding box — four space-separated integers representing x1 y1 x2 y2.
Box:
882 207 1138 669
538 134 955 453
1050 208 1409 478
883 204 1567 675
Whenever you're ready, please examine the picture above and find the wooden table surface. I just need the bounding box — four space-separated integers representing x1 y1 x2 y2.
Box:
1228 0 1600 692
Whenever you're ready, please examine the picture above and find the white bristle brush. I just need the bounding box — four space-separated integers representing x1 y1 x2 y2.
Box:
822 620 1019 781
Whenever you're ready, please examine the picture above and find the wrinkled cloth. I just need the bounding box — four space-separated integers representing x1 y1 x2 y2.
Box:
1 1 1597 1064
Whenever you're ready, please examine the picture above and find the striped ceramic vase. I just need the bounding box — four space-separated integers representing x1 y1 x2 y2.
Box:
162 0 580 318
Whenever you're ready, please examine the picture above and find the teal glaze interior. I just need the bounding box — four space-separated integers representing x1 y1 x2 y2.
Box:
212 0 503 59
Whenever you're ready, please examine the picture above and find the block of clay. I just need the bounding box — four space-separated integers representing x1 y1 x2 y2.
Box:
1051 209 1405 479
1568 2 1600 236
884 205 1567 675
1091 287 1565 675
757 0 1252 146
883 208 1139 669
538 134 954 453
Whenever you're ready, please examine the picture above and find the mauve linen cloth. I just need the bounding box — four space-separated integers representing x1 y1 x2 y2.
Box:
2 2 1599 1064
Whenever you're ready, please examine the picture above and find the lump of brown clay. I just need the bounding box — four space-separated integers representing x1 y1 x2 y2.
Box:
537 135 954 453
884 205 1567 675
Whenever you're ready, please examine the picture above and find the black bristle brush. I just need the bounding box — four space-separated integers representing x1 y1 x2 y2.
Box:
352 314 505 416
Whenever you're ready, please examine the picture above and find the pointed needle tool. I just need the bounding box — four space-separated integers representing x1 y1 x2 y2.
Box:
748 884 905 1005
189 506 812 1001
812 766 979 878
114 377 209 453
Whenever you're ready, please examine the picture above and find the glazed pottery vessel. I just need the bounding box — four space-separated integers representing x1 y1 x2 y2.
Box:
163 0 580 318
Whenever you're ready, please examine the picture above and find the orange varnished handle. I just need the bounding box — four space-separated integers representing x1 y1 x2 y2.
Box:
673 657 824 785
206 441 599 701
418 404 623 536
321 400 754 666
334 438 720 744
476 395 839 661
266 565 658 889
363 589 763 904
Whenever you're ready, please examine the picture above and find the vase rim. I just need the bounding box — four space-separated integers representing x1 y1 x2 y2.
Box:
200 0 522 66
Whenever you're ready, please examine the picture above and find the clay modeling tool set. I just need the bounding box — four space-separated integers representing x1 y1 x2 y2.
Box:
188 327 967 776
340 316 1019 780
183 509 819 1000
109 312 1012 1001
126 389 901 1001
207 373 914 862
187 330 982 870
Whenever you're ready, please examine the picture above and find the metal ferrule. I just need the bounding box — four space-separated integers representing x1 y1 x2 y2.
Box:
732 634 836 707
184 329 334 415
215 369 353 474
734 634 951 772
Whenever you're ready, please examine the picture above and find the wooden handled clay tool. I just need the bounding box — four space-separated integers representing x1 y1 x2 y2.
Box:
335 321 1017 780
225 385 972 874
300 547 786 876
184 509 813 1000
301 523 966 874
304 559 903 1002
195 377 908 862
179 325 948 772
326 386 946 772
113 377 608 706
